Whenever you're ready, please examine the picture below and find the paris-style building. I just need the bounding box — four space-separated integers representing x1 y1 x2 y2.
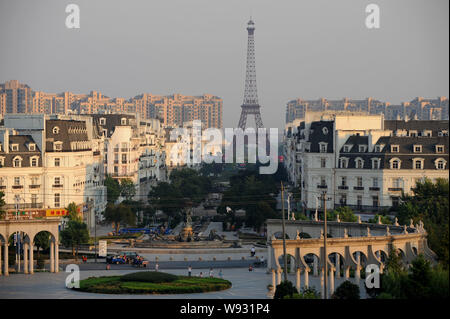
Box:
283 111 449 213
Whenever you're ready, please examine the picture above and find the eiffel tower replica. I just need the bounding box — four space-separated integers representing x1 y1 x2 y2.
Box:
238 19 264 129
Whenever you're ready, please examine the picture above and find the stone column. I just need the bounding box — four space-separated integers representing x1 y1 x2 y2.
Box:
290 256 295 273
355 265 361 285
50 240 55 273
296 268 301 292
272 269 276 288
304 268 309 288
329 268 335 296
3 242 8 276
277 269 282 285
0 243 2 276
313 256 318 276
335 253 340 278
29 242 34 274
23 242 28 274
344 266 350 280
55 241 59 273
320 268 325 298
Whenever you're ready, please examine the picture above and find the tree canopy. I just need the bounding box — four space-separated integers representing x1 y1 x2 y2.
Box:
396 178 449 267
103 203 136 235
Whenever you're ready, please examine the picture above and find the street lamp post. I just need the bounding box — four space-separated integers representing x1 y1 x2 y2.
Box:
280 182 288 282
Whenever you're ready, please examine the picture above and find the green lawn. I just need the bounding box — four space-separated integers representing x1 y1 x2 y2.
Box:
75 271 232 294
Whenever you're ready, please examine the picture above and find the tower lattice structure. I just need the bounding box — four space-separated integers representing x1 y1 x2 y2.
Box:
238 19 264 130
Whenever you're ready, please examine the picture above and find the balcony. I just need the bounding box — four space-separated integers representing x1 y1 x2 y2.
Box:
29 184 41 189
52 184 63 188
12 185 23 189
121 148 129 152
114 148 119 152
369 187 380 191
93 151 100 156
388 187 403 192
353 186 364 190
317 185 328 189
0 185 5 190
338 185 348 190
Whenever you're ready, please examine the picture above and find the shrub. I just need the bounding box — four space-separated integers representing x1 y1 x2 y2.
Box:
120 271 178 283
332 280 360 299
274 280 298 299
285 286 320 299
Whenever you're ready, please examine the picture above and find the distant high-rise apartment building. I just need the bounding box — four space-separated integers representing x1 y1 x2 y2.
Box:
285 97 449 124
0 80 33 114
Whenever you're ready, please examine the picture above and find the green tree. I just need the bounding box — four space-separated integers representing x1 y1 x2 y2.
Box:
286 286 320 299
103 203 136 235
327 206 357 222
34 231 51 258
274 280 298 299
104 175 121 204
397 178 449 267
66 202 81 222
120 179 136 201
332 280 360 299
60 220 89 259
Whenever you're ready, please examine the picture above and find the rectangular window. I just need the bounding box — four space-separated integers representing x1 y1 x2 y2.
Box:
122 154 127 164
436 145 444 153
391 145 399 152
357 195 362 210
372 178 378 187
14 177 21 185
54 193 60 208
31 194 38 208
372 196 379 208
357 177 363 187
31 158 38 167
321 158 326 168
320 144 327 153
392 197 399 208
415 161 422 169
320 176 326 186
54 158 60 167
414 145 422 153
54 177 61 185
341 176 347 186
340 194 347 206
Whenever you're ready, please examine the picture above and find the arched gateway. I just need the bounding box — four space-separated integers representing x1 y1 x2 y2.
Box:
266 219 437 295
0 219 60 276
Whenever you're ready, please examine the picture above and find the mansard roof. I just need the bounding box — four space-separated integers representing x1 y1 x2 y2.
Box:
308 121 334 153
45 119 90 152
0 135 42 167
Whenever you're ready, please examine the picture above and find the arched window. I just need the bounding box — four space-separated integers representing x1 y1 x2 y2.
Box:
13 156 22 167
355 157 364 169
390 158 401 169
435 158 447 170
413 158 424 170
30 156 39 167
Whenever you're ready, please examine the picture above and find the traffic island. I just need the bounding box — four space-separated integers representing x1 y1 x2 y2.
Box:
74 271 232 294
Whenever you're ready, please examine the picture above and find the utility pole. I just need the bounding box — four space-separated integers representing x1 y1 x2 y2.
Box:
320 191 330 299
94 212 97 263
281 182 288 282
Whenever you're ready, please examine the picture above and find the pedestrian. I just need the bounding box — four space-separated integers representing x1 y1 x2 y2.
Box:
218 269 223 278
199 272 203 278
248 264 253 272
250 246 255 257
209 268 214 278
155 263 159 272
188 265 192 277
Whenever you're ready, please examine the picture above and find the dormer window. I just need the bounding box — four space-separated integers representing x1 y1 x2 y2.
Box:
374 145 382 153
340 157 349 168
355 157 364 169
358 145 367 153
413 145 422 153
322 127 329 135
28 143 36 151
422 130 432 137
319 142 328 153
435 158 446 170
0 157 5 167
371 158 381 169
11 144 19 152
100 118 106 125
53 126 60 134
54 141 63 151
391 145 399 153
121 118 127 125
390 158 401 169
343 145 350 152
13 156 22 167
409 130 418 137
436 145 444 153
0 143 2 152
413 158 424 170
30 156 39 167
438 130 448 137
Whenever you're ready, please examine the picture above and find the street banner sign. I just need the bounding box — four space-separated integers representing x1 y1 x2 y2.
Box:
99 240 107 257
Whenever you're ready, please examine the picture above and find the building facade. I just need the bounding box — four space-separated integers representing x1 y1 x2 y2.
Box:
283 111 449 213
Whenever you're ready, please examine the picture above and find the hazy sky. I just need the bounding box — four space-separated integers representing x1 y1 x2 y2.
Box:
0 0 448 129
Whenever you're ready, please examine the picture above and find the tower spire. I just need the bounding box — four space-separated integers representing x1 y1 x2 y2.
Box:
238 19 264 129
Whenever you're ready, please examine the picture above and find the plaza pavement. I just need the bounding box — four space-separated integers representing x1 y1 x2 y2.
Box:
0 264 368 299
